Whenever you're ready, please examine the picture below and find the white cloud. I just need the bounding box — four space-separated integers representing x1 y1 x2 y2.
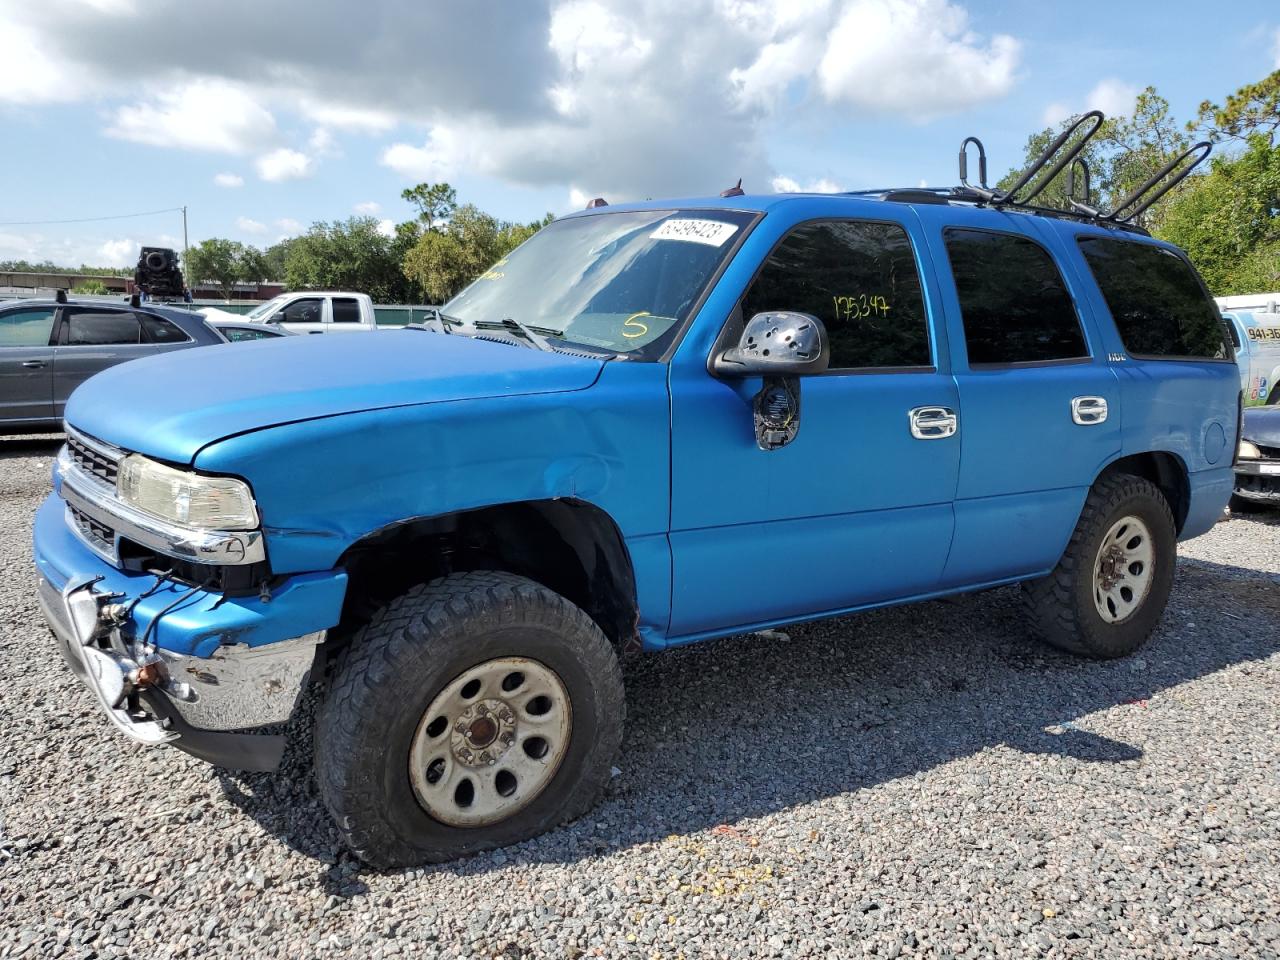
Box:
308 127 335 153
236 217 268 234
213 172 244 188
376 219 396 238
818 0 1019 116
354 201 381 215
1043 77 1138 127
274 217 302 234
8 0 1025 201
0 15 102 104
771 175 843 193
107 79 277 153
298 100 398 133
98 238 137 267
256 147 313 182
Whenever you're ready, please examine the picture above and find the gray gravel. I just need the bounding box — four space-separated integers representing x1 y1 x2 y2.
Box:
1 436 1278 959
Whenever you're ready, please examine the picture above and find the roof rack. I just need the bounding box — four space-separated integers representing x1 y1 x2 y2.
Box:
842 108 1210 232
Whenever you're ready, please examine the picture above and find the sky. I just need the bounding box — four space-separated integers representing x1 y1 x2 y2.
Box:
1 0 1278 270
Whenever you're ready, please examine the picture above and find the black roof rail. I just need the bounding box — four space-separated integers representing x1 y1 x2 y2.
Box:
1066 158 1099 217
958 136 997 201
998 110 1105 207
1103 141 1212 223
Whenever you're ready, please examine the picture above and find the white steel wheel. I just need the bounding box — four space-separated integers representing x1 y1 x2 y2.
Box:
1092 515 1155 624
408 656 572 828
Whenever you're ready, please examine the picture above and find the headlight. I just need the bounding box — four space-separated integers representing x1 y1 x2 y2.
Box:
117 455 259 530
1238 439 1262 460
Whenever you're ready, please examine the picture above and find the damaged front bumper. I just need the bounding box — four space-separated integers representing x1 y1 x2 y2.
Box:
34 494 346 771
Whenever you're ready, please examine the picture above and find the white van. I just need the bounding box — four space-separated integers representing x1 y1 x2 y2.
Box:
1220 307 1280 405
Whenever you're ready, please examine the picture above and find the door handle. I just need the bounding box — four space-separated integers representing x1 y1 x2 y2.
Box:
909 406 958 439
1071 396 1108 425
21 360 46 369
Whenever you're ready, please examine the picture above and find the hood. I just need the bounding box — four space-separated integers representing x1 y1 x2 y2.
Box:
198 306 246 322
66 331 605 464
1242 406 1280 449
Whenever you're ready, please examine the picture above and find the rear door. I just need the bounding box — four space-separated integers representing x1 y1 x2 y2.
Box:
916 212 1121 587
0 305 57 424
329 296 368 332
52 307 158 416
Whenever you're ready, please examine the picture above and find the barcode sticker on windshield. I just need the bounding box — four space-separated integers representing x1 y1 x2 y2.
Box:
651 219 739 246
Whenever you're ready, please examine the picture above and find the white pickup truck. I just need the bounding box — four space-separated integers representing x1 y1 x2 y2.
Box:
201 292 382 334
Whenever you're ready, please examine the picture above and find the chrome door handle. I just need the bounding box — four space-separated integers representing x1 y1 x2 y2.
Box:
1071 396 1108 425
909 406 958 439
21 360 46 368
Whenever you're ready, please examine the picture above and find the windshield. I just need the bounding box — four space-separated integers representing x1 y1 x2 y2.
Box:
245 295 290 320
442 209 755 360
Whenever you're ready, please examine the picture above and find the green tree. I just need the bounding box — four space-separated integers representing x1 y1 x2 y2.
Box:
71 280 109 295
261 239 294 282
400 182 457 231
184 238 266 300
1160 134 1280 294
401 205 553 302
1193 70 1280 147
284 216 413 302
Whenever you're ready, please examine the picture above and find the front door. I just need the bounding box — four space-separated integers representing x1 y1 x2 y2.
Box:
667 212 960 638
52 307 158 417
0 305 56 424
275 296 327 334
915 211 1122 587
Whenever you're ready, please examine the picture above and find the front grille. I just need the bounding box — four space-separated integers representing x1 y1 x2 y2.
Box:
1257 444 1280 460
67 432 120 487
68 502 115 552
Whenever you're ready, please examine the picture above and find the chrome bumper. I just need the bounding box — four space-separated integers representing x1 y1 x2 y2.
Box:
39 573 322 763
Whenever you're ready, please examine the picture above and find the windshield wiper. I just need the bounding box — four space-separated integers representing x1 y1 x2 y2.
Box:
423 308 465 334
467 318 560 351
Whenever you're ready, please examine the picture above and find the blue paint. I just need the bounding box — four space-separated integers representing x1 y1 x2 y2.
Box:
35 192 1239 660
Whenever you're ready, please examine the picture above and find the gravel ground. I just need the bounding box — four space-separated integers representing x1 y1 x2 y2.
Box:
1 436 1278 960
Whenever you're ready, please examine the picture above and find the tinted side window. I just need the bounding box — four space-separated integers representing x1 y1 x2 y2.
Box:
139 313 191 344
65 311 142 346
279 298 323 324
223 327 279 341
1077 237 1228 359
944 229 1088 365
332 298 361 323
0 308 55 347
741 220 930 369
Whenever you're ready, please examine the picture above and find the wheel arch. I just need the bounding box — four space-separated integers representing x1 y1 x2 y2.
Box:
332 498 640 652
1096 450 1190 533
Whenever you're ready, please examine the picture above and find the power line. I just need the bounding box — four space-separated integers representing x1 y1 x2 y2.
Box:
0 206 186 227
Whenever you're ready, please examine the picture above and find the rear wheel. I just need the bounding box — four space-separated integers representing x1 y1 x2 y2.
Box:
1022 473 1176 659
314 571 624 867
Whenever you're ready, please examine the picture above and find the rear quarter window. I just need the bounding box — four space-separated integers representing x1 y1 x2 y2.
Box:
1077 237 1229 360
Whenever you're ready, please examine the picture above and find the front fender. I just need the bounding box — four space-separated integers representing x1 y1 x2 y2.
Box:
192 362 672 576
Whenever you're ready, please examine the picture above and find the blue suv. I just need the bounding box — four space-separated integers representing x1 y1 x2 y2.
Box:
34 144 1238 865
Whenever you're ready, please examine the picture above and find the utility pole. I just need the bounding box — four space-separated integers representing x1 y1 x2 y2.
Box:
182 206 189 263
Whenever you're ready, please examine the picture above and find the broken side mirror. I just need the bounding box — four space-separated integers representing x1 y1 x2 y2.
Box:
713 312 830 452
713 311 830 377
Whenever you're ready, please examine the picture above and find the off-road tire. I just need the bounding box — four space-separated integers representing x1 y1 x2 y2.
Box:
1021 473 1176 659
314 571 625 868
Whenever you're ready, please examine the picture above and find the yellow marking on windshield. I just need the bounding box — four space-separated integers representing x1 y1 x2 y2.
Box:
623 312 651 339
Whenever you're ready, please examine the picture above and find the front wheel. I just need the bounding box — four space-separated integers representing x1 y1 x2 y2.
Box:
314 571 625 868
1021 473 1176 659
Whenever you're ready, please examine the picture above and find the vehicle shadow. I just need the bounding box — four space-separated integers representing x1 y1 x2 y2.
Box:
215 553 1280 884
0 435 62 458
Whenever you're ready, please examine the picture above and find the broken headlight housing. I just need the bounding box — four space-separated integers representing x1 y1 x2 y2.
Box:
117 455 259 530
1238 440 1262 460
